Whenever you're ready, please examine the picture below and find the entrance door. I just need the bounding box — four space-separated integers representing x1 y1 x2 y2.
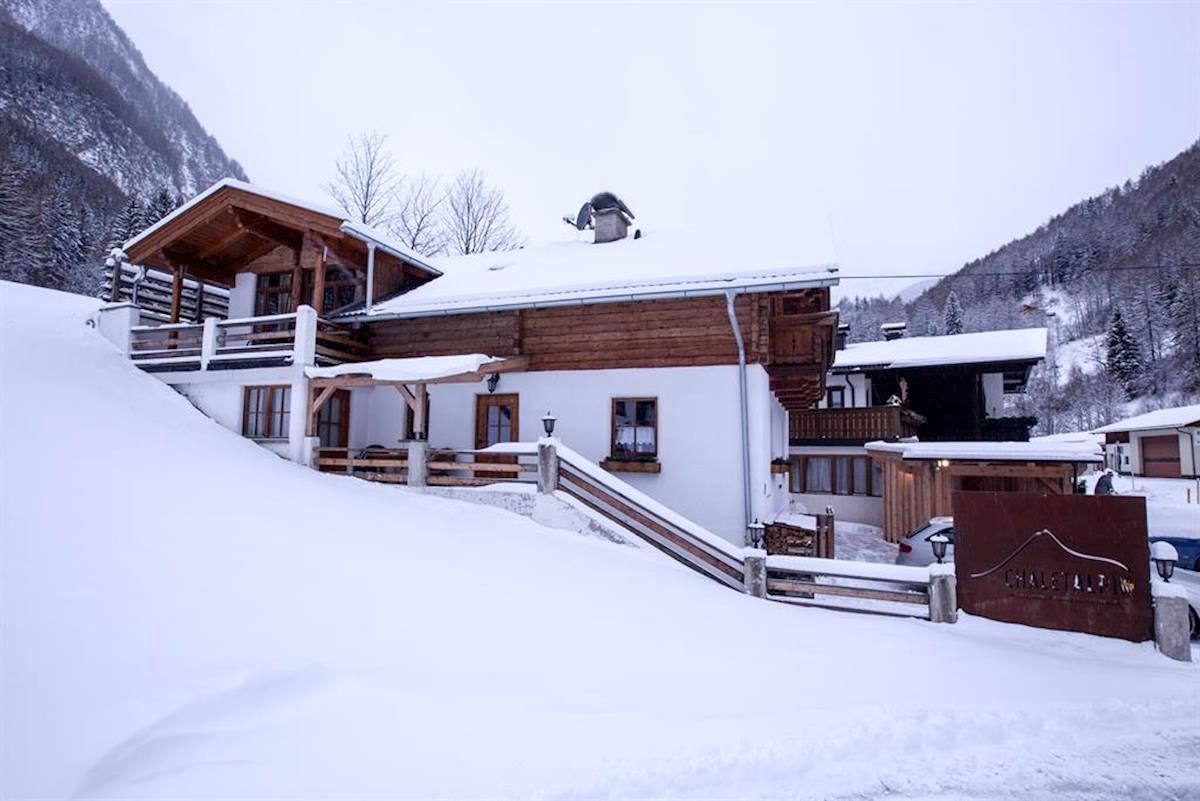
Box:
315 389 350 449
1142 434 1181 478
475 394 519 460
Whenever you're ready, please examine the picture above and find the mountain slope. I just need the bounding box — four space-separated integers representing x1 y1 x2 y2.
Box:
0 0 246 291
2 280 1198 798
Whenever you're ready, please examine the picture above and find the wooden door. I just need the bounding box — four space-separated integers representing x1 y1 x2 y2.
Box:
475 394 519 461
315 389 351 449
1142 434 1181 478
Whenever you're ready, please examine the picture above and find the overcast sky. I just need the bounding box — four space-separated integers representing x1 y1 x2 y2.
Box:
103 0 1198 298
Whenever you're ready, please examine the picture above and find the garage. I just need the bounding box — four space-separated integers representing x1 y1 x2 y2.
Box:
1141 434 1182 478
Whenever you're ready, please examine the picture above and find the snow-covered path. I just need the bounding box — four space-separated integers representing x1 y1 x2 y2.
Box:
2 282 1198 799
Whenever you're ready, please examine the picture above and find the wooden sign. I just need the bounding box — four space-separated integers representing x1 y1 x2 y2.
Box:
953 492 1153 642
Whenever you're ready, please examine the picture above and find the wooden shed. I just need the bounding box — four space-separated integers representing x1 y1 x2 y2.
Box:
866 440 1103 542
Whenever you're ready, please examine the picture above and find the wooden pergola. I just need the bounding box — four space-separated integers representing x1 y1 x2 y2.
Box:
305 356 529 440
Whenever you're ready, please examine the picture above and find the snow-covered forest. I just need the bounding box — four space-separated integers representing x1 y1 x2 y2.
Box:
839 140 1200 433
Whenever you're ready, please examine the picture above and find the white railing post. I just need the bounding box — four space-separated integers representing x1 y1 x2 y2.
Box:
406 440 428 488
200 317 218 370
537 439 559 494
287 377 310 465
94 302 140 355
293 305 317 367
928 563 957 624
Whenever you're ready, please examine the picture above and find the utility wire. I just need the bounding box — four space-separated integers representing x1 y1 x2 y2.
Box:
835 263 1200 280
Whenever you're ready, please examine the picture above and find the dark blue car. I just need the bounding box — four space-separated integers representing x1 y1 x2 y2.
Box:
1150 537 1200 573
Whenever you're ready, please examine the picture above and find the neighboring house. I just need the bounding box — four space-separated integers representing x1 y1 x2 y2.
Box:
96 180 841 546
1094 405 1200 478
788 324 1048 526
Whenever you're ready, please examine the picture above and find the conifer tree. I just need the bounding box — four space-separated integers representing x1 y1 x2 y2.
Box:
943 290 964 335
1105 309 1144 398
107 197 145 250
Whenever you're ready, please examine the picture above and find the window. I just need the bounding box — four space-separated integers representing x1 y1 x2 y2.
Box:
254 273 294 316
792 455 882 496
315 389 349 448
612 398 657 459
242 386 290 440
827 387 846 408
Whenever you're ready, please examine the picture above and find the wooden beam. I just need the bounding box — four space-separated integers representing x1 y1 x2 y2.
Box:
312 243 327 316
308 384 340 436
394 383 418 412
232 208 305 250
193 214 249 260
413 383 427 438
289 245 303 313
169 263 184 323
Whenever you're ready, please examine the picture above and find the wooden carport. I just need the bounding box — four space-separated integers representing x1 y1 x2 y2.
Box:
866 441 1103 542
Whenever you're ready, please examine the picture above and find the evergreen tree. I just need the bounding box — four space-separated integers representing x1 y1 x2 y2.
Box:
1105 309 1144 398
943 290 964 335
107 197 145 250
144 187 179 227
1168 270 1200 390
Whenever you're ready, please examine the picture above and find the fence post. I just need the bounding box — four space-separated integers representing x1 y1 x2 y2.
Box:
406 440 428 488
537 439 558 494
743 548 767 598
94 302 140 355
292 305 317 367
1152 586 1193 662
928 563 957 623
816 507 835 559
200 317 218 370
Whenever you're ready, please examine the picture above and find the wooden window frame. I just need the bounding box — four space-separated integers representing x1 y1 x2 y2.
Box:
790 454 881 497
242 385 291 441
827 386 846 409
610 397 659 461
254 272 294 316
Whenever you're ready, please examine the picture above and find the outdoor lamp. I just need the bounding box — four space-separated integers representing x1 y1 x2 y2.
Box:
747 520 765 549
541 411 557 437
929 532 950 564
486 373 500 393
1151 540 1178 583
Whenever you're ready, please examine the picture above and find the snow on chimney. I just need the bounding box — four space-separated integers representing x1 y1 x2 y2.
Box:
881 322 907 341
836 323 850 351
590 192 634 244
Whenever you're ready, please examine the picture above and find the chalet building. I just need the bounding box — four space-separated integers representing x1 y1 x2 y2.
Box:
1095 404 1200 478
97 180 841 545
786 324 1049 528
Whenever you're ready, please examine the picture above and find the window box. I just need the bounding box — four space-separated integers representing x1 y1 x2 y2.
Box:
601 458 662 474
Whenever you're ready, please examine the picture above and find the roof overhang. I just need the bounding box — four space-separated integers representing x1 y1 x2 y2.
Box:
305 354 528 387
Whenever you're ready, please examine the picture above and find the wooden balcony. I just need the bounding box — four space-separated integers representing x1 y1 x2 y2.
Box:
789 405 921 444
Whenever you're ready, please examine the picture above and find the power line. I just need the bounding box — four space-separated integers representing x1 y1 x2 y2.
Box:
835 263 1200 280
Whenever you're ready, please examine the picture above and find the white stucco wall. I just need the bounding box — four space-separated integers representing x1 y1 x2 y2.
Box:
406 363 778 545
229 273 257 319
981 372 1004 418
818 373 871 408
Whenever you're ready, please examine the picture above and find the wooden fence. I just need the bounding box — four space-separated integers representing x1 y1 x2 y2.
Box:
314 447 537 487
764 554 931 618
103 263 229 322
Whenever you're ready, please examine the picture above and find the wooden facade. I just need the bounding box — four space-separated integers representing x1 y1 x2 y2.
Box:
871 449 1083 542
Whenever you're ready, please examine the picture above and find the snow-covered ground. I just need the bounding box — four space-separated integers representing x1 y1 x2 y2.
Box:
1083 470 1200 540
2 281 1199 799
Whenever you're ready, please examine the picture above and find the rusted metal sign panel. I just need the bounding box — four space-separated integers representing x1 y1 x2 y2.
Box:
953 492 1153 642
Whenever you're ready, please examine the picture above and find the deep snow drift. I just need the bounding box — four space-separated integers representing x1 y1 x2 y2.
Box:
1 281 1198 799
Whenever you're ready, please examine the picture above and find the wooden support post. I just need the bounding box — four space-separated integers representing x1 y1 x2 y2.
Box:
290 246 303 313
312 244 327 317
413 382 427 440
309 383 340 436
169 264 184 323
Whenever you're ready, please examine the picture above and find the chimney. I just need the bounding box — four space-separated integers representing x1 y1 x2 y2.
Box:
836 323 850 351
881 322 907 341
589 192 634 244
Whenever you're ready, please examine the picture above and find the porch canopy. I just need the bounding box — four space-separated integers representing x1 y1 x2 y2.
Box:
303 354 529 439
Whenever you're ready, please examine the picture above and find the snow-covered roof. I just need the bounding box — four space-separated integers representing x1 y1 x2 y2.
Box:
123 179 441 277
1092 404 1200 434
834 328 1047 372
355 226 839 319
305 354 505 384
865 439 1102 463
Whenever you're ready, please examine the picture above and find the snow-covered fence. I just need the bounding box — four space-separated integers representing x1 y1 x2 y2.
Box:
315 446 538 488
103 263 229 322
764 555 945 620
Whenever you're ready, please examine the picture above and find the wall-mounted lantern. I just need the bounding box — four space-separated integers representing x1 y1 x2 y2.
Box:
486 373 500 393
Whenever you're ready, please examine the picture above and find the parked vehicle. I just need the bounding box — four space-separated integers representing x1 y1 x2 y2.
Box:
1149 536 1200 573
895 517 955 567
1170 568 1200 640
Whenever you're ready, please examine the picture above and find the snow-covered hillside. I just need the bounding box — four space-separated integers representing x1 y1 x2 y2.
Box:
1 281 1197 798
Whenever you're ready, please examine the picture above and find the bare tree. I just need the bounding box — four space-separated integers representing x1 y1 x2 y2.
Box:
392 173 447 256
324 132 399 226
441 169 524 255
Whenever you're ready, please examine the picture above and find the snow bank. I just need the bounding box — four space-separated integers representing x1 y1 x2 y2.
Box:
3 281 1198 799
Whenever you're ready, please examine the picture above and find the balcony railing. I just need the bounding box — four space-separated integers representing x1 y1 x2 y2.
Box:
125 305 365 371
789 405 921 444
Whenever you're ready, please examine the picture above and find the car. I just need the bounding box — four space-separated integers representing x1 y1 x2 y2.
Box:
1168 568 1200 641
895 516 955 567
1149 536 1200 573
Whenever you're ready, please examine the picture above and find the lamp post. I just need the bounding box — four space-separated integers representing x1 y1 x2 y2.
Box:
929 532 950 565
541 411 557 437
1151 540 1178 582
